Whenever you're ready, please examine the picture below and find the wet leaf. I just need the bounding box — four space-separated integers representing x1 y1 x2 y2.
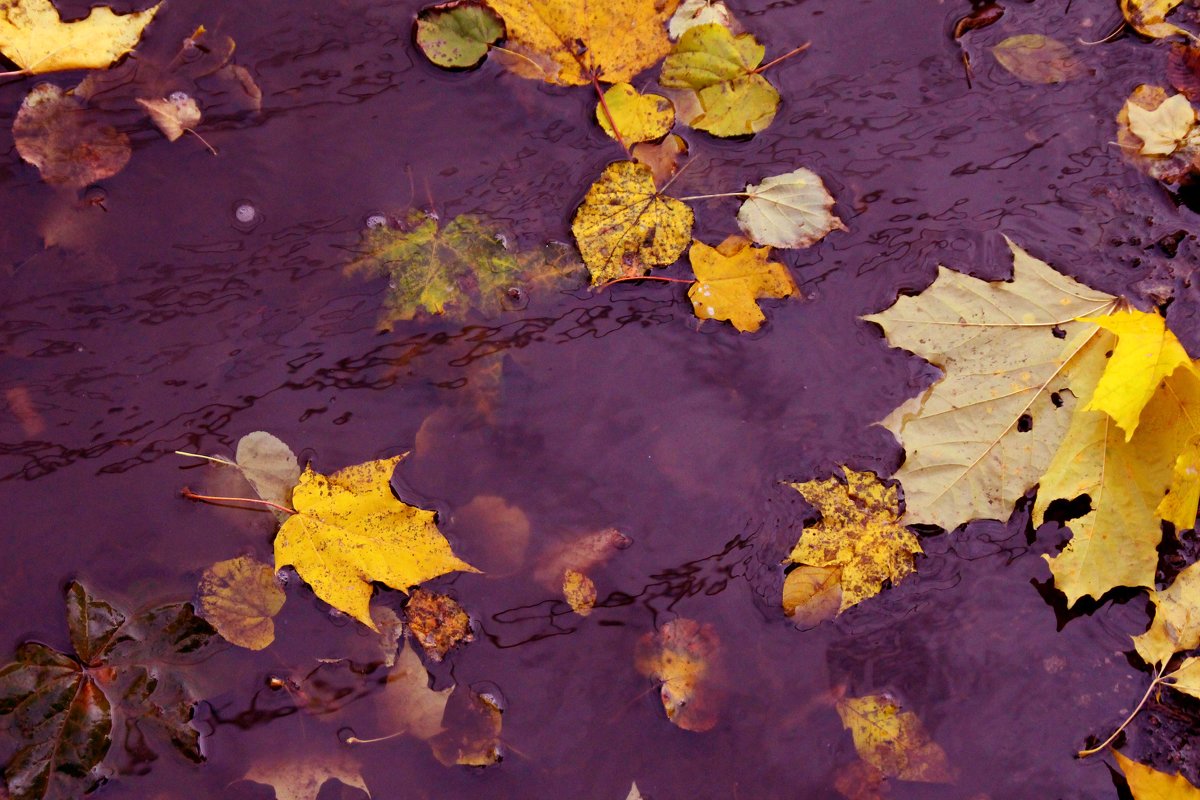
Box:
1121 0 1191 39
405 589 473 662
1164 656 1200 699
833 759 890 800
0 0 160 74
1126 93 1197 156
375 640 452 741
13 83 131 188
273 455 479 631
1133 560 1200 667
373 606 404 668
485 0 680 86
786 468 922 615
1036 367 1200 605
1114 751 1200 798
242 752 370 800
668 0 735 39
597 83 674 144
571 161 693 284
562 569 597 616
781 564 842 627
429 688 503 766
196 555 285 651
634 618 720 732
343 211 521 327
632 133 688 187
1117 85 1200 183
686 235 797 332
835 694 955 783
864 238 1120 529
736 167 845 250
235 431 301 516
66 580 126 665
415 0 505 69
533 527 631 588
991 35 1084 84
137 93 201 142
659 24 779 137
1168 44 1200 102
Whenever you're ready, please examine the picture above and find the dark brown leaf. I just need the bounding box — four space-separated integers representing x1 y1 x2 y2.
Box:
1168 43 1200 102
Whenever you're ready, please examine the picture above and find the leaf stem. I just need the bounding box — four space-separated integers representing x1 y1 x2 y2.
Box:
180 487 295 515
489 45 550 78
1077 664 1167 758
186 128 219 155
174 450 237 467
752 41 811 74
345 730 407 745
598 275 694 290
676 191 748 201
591 72 630 157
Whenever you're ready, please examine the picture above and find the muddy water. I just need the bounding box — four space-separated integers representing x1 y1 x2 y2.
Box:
0 0 1195 796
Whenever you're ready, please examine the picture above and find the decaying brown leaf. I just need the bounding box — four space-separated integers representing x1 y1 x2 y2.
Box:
375 640 452 741
562 568 597 616
241 752 369 800
430 688 503 766
405 589 473 662
13 83 131 188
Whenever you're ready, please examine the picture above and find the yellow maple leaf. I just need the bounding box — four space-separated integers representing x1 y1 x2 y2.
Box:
196 555 285 651
273 455 478 630
835 694 956 783
1079 308 1194 439
0 0 160 74
1133 560 1200 667
786 468 922 616
486 0 680 86
1115 752 1200 799
1037 366 1200 605
571 160 693 284
687 236 797 332
865 239 1119 529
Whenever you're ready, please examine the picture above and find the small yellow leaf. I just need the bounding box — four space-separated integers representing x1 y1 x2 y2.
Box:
405 588 473 662
571 161 693 284
1079 308 1193 439
687 236 797 332
1126 93 1197 156
430 688 503 766
597 83 675 144
0 0 160 74
1159 433 1200 530
1114 751 1200 799
562 568 597 616
835 694 955 783
781 564 842 627
1121 0 1191 39
1133 560 1200 667
992 35 1085 84
273 455 479 631
737 167 845 250
137 93 202 142
196 556 285 651
787 468 922 612
634 618 720 732
242 752 370 800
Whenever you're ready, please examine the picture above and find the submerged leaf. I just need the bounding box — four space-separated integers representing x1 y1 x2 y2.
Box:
1114 751 1200 798
736 167 845 249
687 235 797 332
0 0 160 74
992 35 1084 84
865 239 1120 529
836 694 955 783
273 455 479 630
235 431 301 515
137 93 202 142
376 641 452 741
634 618 720 732
659 23 779 137
430 688 503 766
196 555 285 651
571 161 693 284
533 528 631 588
242 752 370 800
13 83 131 188
632 134 689 187
597 83 675 144
415 0 505 69
405 589 473 662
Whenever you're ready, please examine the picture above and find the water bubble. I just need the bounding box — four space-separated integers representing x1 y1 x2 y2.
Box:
232 199 262 231
168 90 191 104
365 214 388 229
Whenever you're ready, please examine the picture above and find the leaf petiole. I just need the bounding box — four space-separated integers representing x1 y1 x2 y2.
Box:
180 487 295 515
676 191 748 201
752 42 811 74
1077 662 1168 758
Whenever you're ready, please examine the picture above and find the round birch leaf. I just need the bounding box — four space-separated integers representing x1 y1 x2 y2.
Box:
13 83 131 188
736 167 845 249
196 556 285 651
236 430 301 512
416 0 505 69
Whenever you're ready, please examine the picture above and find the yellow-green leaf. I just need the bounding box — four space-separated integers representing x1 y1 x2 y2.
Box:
486 0 680 86
0 0 160 74
597 83 675 144
1121 0 1191 39
835 694 955 783
687 236 797 332
736 167 845 250
787 468 922 613
992 35 1085 84
865 239 1120 529
196 556 285 651
273 455 479 631
659 23 779 137
415 0 505 69
1115 751 1200 799
1126 93 1197 156
571 161 693 284
1133 560 1200 667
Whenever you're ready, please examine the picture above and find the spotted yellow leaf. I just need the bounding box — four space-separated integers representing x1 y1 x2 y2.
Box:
196 555 285 651
687 235 797 332
597 83 674 144
0 0 160 74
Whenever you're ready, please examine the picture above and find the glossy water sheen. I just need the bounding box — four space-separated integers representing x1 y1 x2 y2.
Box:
1 0 1197 796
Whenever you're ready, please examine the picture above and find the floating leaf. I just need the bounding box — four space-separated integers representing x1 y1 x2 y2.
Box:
416 0 505 69
1133 560 1200 667
1169 44 1200 102
0 0 160 74
1126 93 1197 156
13 83 131 188
430 688 503 766
242 752 369 800
196 555 285 651
1117 85 1200 183
668 0 735 39
687 235 797 332
659 23 779 137
787 468 922 615
634 618 720 732
625 782 646 800
835 694 955 783
571 161 693 284
236 431 301 516
991 35 1084 84
865 239 1120 529
485 0 681 86
1121 0 1191 39
562 569 597 616
137 93 202 142
597 83 674 144
344 211 521 327
273 455 479 631
736 167 845 250
1114 751 1200 798
632 134 689 187
375 640 452 741
533 528 631 588
405 589 473 662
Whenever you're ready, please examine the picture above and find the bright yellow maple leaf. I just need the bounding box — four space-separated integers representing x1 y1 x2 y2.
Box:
485 0 680 86
0 0 160 74
1037 366 1200 605
865 239 1119 529
687 236 797 332
1079 308 1194 439
786 468 921 615
1115 752 1200 799
835 694 956 783
273 455 478 630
